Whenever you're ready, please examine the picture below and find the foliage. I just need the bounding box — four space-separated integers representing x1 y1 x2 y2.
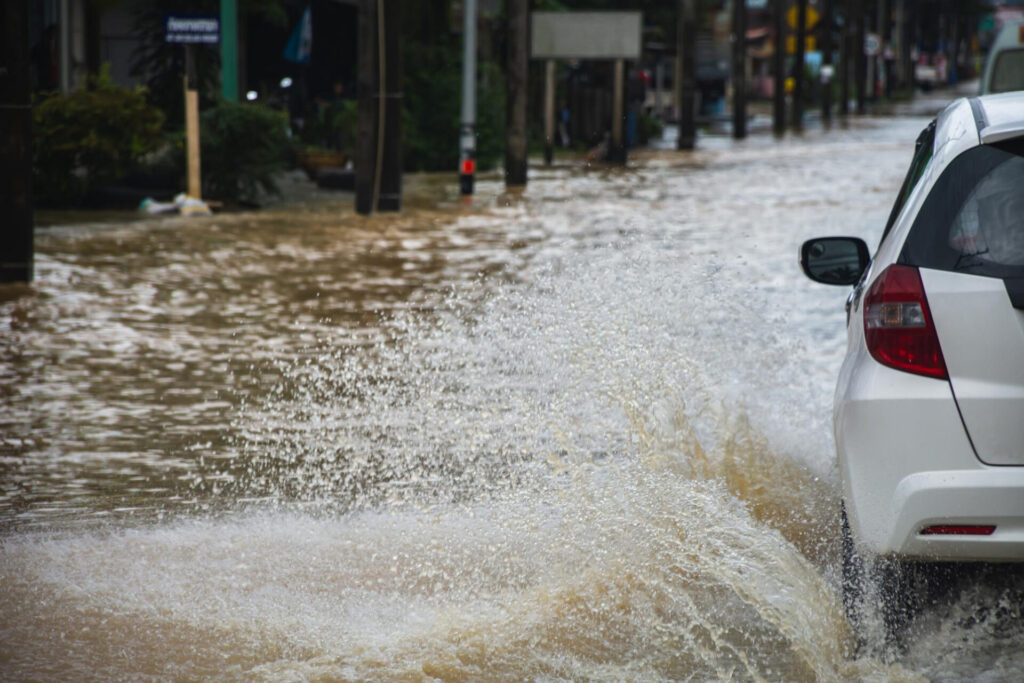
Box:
637 110 664 145
200 100 290 204
32 64 165 205
402 43 505 173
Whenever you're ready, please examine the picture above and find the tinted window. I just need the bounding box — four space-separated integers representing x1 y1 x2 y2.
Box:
900 140 1024 278
880 121 935 246
991 49 1024 94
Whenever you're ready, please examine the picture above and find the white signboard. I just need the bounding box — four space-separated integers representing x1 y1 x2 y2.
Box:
531 12 642 60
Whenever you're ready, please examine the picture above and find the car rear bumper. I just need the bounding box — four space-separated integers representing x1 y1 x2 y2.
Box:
889 469 1024 560
836 352 1024 561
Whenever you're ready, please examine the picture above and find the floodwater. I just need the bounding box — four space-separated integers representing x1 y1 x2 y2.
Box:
3 117 1023 680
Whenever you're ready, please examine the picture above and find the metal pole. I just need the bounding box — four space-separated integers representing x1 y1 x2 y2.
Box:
1 0 34 282
505 0 528 186
732 0 747 139
220 0 238 101
459 0 477 195
676 0 697 150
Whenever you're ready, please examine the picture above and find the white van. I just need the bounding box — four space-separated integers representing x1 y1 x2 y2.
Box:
981 21 1024 94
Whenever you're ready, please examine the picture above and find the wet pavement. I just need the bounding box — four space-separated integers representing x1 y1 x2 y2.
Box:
3 101 1023 680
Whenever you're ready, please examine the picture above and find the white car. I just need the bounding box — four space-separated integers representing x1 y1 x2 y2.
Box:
800 92 1024 634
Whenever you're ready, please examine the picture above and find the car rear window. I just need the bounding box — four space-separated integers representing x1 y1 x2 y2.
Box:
991 49 1024 93
900 139 1024 278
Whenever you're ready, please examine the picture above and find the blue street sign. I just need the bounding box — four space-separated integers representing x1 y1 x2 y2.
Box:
164 14 220 45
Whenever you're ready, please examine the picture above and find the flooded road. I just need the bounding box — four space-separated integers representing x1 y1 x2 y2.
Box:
3 117 1023 680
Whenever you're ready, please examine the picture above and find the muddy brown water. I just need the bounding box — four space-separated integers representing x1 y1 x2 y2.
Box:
3 120 1023 680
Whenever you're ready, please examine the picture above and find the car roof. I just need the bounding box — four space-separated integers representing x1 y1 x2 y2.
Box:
935 93 1024 156
976 92 1024 143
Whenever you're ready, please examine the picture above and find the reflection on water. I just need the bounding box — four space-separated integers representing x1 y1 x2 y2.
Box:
3 120 1022 679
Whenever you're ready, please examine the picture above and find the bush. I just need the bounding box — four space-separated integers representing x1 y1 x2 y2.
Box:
402 43 505 173
200 100 290 204
32 64 165 205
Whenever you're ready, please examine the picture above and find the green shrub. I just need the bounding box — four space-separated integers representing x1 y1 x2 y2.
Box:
200 100 290 204
32 64 165 205
402 43 505 173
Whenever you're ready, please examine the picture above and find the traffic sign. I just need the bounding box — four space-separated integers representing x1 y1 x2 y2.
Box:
164 14 220 44
864 32 881 56
787 4 820 30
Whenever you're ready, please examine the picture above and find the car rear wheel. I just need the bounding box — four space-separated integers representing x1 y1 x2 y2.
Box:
841 504 931 652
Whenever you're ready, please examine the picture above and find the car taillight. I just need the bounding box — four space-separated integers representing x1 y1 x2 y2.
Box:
864 264 948 380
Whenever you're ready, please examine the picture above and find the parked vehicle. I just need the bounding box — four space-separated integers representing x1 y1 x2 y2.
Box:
800 92 1024 635
981 21 1024 94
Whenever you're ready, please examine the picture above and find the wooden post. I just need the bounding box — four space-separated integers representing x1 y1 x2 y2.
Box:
1 0 33 282
732 0 747 139
543 59 555 166
184 45 201 198
505 0 528 186
773 0 786 134
677 0 697 150
792 0 808 131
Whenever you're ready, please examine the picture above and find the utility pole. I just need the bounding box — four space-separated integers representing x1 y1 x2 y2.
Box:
677 0 697 150
855 0 866 114
459 0 477 194
505 0 528 186
879 0 890 98
773 0 786 134
220 0 238 101
732 0 747 139
355 0 377 214
1 0 33 282
821 0 833 123
608 59 627 163
543 60 555 165
839 0 850 115
792 0 807 131
378 0 402 210
355 0 402 214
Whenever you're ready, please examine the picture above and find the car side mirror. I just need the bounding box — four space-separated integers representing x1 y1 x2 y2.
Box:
800 237 871 286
